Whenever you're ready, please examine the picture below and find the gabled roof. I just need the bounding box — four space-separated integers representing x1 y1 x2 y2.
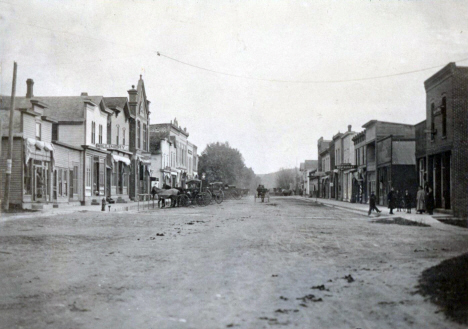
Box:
103 97 131 119
31 96 111 121
0 96 42 136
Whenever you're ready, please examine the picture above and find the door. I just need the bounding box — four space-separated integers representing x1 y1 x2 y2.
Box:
33 164 48 202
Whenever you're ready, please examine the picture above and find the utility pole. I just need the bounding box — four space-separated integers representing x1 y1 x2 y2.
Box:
4 62 17 211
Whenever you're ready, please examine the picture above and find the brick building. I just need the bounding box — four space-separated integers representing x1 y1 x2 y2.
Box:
417 63 468 218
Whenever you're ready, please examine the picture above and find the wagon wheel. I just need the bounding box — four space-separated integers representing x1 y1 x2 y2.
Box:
179 194 189 207
203 192 211 206
215 191 224 204
196 194 206 207
232 189 242 200
205 190 214 204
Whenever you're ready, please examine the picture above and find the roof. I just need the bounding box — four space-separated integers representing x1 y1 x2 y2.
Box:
103 97 127 109
0 97 39 136
304 160 318 170
40 96 113 121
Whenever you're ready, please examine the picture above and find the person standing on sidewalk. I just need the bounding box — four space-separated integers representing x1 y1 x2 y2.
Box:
368 191 381 216
387 187 396 215
426 187 435 215
404 190 412 213
395 190 402 212
416 186 426 214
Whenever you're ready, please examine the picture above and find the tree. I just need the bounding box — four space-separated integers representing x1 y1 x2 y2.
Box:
198 142 258 190
276 168 295 190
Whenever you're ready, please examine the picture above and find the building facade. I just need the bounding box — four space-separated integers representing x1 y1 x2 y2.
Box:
149 119 198 189
417 63 468 218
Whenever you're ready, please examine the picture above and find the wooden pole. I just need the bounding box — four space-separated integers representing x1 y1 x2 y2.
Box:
4 62 17 211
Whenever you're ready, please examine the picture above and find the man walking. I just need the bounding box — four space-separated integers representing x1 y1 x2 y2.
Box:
387 187 396 215
368 191 381 216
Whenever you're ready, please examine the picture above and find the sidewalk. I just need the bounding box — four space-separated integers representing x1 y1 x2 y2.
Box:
292 196 443 225
0 199 158 222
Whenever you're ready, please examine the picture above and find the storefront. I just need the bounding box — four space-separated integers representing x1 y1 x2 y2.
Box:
23 138 54 208
52 141 83 206
82 146 109 204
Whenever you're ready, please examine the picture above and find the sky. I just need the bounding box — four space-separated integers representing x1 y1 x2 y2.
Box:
1 0 468 174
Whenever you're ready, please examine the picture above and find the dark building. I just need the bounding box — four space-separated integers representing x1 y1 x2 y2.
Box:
417 63 468 218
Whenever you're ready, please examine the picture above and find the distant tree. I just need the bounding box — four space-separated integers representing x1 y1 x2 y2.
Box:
198 142 258 189
276 168 295 190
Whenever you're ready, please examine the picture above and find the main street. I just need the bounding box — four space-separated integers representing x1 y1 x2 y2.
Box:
1 197 467 329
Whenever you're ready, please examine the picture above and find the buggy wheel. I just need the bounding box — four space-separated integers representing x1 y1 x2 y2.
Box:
196 194 205 207
205 190 214 204
179 195 189 207
214 191 224 204
232 189 242 200
203 192 211 206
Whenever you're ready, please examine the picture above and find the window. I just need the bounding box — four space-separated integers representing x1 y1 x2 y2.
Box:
73 165 78 195
431 103 435 141
63 169 68 197
441 97 447 137
58 169 63 196
99 124 103 144
137 121 141 149
122 128 126 146
116 125 120 145
85 157 92 187
91 121 96 144
143 124 147 151
69 169 74 196
112 161 117 187
35 122 42 140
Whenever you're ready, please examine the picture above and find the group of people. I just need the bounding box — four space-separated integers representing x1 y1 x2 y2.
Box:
368 186 435 216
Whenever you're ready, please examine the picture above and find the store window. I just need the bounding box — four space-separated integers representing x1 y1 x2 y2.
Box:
58 169 63 196
86 157 92 187
24 161 32 195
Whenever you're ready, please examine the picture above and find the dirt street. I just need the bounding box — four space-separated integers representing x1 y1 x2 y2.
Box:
1 197 468 329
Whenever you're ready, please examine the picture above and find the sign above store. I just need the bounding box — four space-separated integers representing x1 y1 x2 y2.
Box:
96 144 129 151
336 163 357 171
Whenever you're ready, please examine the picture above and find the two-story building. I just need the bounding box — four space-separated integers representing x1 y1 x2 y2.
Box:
149 119 198 189
352 130 367 203
0 80 83 209
416 63 468 218
340 126 356 202
362 120 416 205
127 76 152 200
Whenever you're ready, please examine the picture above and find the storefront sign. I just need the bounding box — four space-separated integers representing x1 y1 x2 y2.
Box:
336 163 356 171
96 144 129 151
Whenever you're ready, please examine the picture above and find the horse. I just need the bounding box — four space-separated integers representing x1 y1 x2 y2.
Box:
153 187 180 208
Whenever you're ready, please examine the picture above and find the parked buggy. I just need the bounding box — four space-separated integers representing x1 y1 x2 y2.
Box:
208 182 225 204
178 179 210 207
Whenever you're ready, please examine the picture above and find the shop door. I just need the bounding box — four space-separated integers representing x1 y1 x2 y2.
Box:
33 164 48 202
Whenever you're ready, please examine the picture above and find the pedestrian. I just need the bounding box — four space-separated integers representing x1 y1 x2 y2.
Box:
395 190 402 212
368 191 381 216
387 187 396 215
416 186 426 214
426 187 435 215
151 185 158 201
404 190 412 213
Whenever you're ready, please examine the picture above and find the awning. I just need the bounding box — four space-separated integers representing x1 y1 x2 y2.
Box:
24 138 54 167
134 154 151 165
333 169 339 173
112 154 131 166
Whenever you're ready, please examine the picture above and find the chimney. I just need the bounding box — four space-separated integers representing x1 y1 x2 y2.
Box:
128 85 137 103
26 79 34 98
81 92 88 96
348 125 352 132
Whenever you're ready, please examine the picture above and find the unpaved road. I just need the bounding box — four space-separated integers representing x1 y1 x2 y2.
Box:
1 197 468 329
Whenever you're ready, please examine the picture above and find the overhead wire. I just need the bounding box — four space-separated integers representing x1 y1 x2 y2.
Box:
2 2 468 84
